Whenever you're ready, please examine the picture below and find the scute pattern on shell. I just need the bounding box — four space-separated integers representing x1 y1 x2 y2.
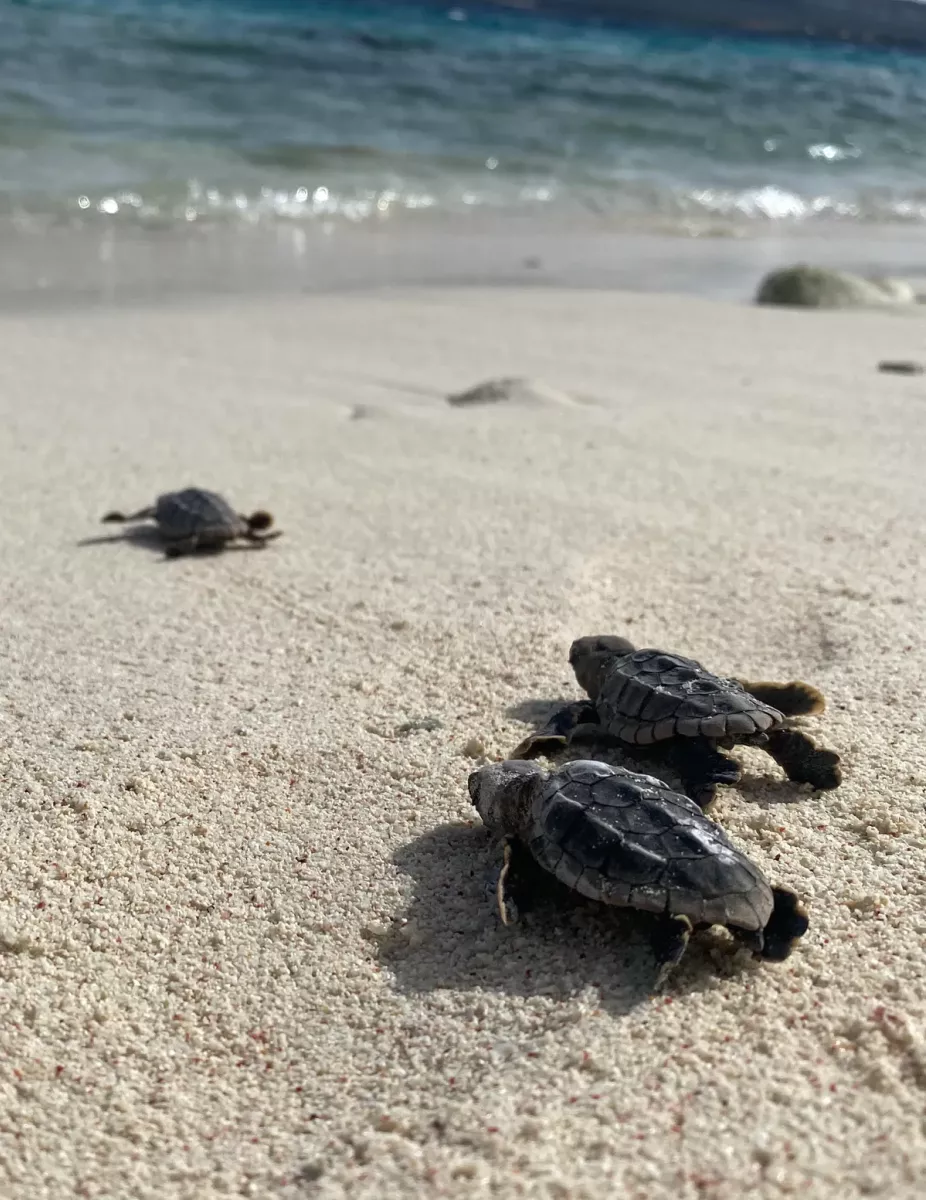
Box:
597 649 783 745
527 760 773 930
154 488 246 541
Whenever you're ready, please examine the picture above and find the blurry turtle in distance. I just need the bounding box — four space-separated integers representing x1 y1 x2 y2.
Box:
102 487 281 557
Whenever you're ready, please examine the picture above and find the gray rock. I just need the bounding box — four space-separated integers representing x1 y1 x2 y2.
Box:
877 360 924 376
755 265 917 310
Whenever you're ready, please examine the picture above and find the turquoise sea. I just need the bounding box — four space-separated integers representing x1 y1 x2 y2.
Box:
7 0 926 240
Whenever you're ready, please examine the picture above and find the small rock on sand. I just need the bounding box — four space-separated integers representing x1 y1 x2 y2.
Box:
756 265 917 309
877 360 924 376
446 376 577 408
395 716 443 736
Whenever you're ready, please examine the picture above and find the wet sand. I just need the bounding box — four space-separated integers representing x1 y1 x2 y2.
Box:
5 217 926 310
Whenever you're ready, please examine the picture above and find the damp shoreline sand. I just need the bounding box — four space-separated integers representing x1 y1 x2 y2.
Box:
1 286 925 1198
5 219 926 312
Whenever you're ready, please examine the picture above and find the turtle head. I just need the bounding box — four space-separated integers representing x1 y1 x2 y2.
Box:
468 760 542 835
246 510 274 532
569 635 635 700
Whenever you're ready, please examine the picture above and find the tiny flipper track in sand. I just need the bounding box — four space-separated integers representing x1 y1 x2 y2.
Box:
352 373 601 411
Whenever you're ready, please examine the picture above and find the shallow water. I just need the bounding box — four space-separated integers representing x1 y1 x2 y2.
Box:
7 0 926 242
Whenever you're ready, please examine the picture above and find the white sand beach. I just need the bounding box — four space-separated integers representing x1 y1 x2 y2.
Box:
1 285 925 1198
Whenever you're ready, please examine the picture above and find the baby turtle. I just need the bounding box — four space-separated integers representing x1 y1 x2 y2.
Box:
469 758 809 981
101 487 281 557
512 636 841 806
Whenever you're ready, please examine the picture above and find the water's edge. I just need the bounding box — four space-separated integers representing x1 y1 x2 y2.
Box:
8 1 926 241
5 219 926 314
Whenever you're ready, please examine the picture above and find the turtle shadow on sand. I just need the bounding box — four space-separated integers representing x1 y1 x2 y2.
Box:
380 822 747 1017
77 525 172 555
734 776 818 807
505 698 566 726
505 697 822 805
76 527 269 558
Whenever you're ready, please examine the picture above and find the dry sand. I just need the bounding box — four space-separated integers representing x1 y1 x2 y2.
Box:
1 286 925 1199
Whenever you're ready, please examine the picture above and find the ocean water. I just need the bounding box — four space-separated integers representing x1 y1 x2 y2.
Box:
6 0 926 243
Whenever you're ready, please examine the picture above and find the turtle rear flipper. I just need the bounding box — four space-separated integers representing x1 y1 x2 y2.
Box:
509 700 600 759
102 506 156 524
759 887 809 961
764 727 842 790
736 679 825 717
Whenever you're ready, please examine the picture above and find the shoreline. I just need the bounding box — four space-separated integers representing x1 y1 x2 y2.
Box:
5 217 926 314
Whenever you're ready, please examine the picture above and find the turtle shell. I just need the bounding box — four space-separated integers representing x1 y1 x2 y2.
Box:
596 648 782 746
154 488 245 542
526 759 773 931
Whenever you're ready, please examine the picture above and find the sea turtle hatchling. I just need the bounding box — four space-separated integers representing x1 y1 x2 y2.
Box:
511 635 841 807
469 758 810 981
101 487 281 557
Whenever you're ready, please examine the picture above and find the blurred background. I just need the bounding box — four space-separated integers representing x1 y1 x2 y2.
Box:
5 0 926 301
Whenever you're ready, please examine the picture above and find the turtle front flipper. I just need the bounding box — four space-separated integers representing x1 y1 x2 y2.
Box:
763 728 842 790
485 837 552 924
736 679 826 717
758 887 809 961
509 700 600 760
651 914 693 990
493 839 517 925
665 738 741 810
243 529 284 547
